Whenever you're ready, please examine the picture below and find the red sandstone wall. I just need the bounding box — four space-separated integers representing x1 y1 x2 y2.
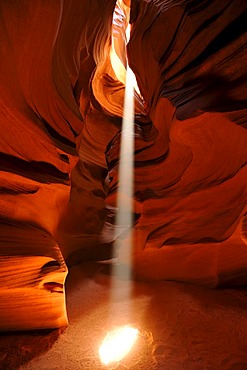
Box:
0 0 246 287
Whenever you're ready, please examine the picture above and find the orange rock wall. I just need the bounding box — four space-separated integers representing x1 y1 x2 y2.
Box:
0 0 247 288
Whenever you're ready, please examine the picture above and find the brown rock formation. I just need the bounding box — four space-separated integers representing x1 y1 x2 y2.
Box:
0 0 246 330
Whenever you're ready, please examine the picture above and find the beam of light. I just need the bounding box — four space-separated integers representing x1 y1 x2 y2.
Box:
110 0 135 291
99 326 139 365
100 26 136 367
111 58 135 289
99 1 138 366
116 61 135 229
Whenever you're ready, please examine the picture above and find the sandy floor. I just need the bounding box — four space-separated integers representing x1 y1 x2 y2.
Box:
1 262 247 370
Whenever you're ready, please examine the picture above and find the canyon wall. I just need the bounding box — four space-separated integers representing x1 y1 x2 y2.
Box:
0 0 246 329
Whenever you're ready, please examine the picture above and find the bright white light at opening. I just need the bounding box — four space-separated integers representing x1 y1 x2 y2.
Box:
99 326 139 365
126 23 131 43
110 1 141 95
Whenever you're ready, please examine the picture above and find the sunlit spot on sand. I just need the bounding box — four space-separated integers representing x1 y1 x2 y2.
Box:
99 326 139 365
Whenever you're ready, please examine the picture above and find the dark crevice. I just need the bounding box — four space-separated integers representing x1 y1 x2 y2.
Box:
43 282 63 293
41 261 61 275
0 152 69 184
43 121 77 155
166 10 247 83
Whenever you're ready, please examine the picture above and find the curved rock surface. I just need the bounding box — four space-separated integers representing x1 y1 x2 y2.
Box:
0 0 246 329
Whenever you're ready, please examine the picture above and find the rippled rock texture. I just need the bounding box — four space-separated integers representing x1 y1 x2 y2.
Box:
0 0 247 329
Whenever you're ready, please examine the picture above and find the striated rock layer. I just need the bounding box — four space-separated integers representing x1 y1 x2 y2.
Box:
0 0 115 330
106 0 247 287
0 0 247 329
128 0 247 286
